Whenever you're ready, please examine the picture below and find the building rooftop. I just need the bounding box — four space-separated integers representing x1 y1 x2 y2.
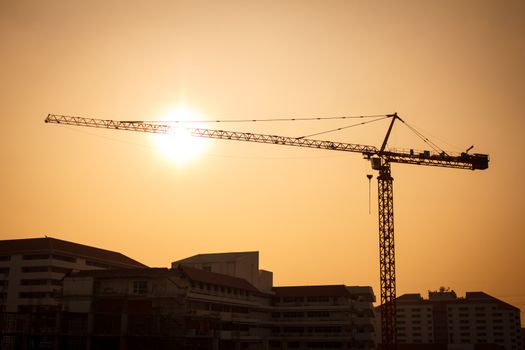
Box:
68 265 261 293
173 251 258 264
273 285 351 297
178 264 260 293
395 291 520 312
0 237 146 268
71 268 172 278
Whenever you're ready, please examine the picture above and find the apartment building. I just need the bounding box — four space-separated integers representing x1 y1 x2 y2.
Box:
60 265 272 350
172 251 273 292
0 242 377 350
270 285 376 349
55 251 375 350
377 290 522 350
0 237 146 314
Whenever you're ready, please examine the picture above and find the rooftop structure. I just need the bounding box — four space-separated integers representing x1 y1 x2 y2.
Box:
172 251 273 292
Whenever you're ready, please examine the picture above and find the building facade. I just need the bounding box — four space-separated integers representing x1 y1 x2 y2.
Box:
0 237 146 313
270 285 375 349
0 249 374 350
0 237 146 350
376 290 522 350
61 266 272 350
172 251 273 292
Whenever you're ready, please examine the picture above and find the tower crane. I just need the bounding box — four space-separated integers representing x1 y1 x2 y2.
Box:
44 113 489 349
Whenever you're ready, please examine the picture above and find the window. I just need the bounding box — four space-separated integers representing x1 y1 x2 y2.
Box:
86 260 109 268
306 296 328 302
20 279 48 285
22 266 48 273
19 292 49 298
0 267 9 275
202 265 212 272
0 256 10 261
23 254 50 260
133 281 147 295
50 266 72 274
51 254 76 263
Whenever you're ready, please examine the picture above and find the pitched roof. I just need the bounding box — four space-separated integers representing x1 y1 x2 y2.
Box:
273 285 351 297
464 292 520 311
178 264 259 293
392 291 520 312
71 268 173 278
173 251 258 264
0 237 146 268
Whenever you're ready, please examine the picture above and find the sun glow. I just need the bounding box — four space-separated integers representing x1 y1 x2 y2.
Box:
153 106 207 164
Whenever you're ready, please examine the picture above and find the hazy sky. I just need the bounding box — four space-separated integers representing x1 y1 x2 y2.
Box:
1 0 524 317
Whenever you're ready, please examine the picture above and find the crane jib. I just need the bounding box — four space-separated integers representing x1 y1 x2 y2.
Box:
44 114 489 171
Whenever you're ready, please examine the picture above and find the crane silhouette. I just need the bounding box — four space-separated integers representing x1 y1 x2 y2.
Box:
45 113 489 349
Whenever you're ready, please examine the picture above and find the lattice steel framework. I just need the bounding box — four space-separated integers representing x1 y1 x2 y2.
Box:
377 162 396 349
44 113 489 349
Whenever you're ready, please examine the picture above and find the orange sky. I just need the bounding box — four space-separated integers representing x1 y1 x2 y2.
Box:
1 0 524 318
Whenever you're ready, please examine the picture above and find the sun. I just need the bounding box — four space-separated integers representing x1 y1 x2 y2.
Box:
152 106 207 164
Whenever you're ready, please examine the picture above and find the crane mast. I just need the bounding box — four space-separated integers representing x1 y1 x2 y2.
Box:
45 113 489 349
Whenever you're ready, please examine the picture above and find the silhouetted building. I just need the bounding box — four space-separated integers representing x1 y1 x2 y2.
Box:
61 265 271 350
1 243 377 350
270 285 376 349
0 237 146 350
0 237 145 313
172 251 273 292
376 290 522 350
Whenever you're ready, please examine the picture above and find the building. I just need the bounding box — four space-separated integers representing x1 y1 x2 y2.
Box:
376 289 522 350
172 251 273 292
56 251 375 350
0 242 377 350
0 237 146 314
61 265 272 350
270 285 376 349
